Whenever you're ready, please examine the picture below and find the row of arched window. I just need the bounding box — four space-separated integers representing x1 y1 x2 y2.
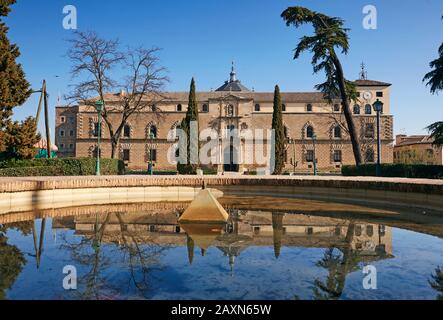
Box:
176 104 209 112
174 103 354 113
118 124 157 139
303 125 342 139
254 103 341 112
107 123 344 140
353 104 383 115
171 103 382 114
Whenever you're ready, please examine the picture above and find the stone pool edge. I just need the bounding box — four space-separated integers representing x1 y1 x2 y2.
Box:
0 175 442 214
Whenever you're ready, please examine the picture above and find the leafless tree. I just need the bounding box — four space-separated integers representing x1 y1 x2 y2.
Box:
66 31 168 158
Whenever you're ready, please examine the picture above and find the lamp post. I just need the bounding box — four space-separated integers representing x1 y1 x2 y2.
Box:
288 139 297 175
148 132 154 175
312 133 317 176
95 100 104 176
372 99 384 177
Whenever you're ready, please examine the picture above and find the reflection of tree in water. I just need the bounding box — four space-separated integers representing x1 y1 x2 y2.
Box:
312 223 360 300
0 222 30 300
429 266 443 300
272 213 284 259
186 235 195 265
60 213 166 299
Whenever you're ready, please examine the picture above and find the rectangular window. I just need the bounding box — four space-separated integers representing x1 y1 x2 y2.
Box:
123 125 131 138
69 117 75 124
364 123 375 139
69 130 74 137
365 149 375 163
333 150 342 162
122 149 130 161
93 123 101 137
306 150 314 162
60 130 65 137
60 116 66 123
376 91 383 97
69 144 74 150
149 149 157 162
60 143 65 149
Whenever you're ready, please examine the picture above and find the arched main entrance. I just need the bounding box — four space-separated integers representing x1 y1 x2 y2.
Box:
223 136 239 172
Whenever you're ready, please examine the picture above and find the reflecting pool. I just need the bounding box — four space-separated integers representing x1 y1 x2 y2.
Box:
0 195 443 300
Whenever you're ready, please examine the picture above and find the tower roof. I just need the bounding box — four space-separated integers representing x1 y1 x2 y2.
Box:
215 62 251 92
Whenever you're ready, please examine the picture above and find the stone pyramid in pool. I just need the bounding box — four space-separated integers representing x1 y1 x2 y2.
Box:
178 189 229 223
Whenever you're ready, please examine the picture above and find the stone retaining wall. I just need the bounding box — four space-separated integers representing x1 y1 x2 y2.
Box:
0 175 442 215
0 175 442 194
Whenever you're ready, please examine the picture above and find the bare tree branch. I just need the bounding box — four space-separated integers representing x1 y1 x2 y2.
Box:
65 31 168 158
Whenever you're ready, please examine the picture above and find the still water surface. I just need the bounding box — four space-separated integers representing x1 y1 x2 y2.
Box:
1 196 443 300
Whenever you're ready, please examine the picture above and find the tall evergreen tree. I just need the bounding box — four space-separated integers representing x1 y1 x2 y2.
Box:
272 85 285 175
424 16 443 146
186 234 195 265
271 212 284 258
177 78 199 174
0 0 31 152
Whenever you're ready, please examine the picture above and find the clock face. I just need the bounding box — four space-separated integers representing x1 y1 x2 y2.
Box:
363 91 372 101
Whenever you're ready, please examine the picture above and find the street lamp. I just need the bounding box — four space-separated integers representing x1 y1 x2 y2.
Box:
147 132 155 175
372 99 384 177
95 100 104 176
288 139 297 175
312 133 317 176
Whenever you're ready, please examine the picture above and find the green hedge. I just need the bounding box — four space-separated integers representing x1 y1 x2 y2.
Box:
342 164 443 179
0 158 125 177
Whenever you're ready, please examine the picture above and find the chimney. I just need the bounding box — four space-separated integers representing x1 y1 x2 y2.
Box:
395 134 407 145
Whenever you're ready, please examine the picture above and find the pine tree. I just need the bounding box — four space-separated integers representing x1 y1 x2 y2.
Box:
4 117 40 159
0 0 31 152
177 78 199 174
272 85 285 175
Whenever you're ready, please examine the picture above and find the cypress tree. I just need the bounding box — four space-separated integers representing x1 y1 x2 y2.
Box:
272 85 285 174
177 78 199 174
272 212 284 259
186 234 195 265
0 0 31 152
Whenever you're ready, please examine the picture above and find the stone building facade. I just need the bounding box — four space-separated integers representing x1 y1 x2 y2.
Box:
55 66 394 173
394 134 443 165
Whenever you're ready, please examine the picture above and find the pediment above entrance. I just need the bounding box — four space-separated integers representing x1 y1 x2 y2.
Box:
208 94 252 102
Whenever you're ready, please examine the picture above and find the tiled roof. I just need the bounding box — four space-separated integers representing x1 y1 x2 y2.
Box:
353 79 392 87
95 91 329 103
215 80 251 92
396 135 434 146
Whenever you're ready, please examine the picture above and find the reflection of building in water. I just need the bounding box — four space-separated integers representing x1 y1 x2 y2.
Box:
51 210 393 270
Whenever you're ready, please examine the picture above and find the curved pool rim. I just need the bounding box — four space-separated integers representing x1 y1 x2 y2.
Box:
0 175 442 215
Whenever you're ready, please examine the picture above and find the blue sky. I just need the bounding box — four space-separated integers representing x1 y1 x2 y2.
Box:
4 0 443 135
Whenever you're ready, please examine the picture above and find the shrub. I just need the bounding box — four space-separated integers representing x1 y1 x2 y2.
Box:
342 164 443 179
0 158 124 177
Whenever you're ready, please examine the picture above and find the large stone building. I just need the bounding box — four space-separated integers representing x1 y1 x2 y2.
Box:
55 65 394 173
394 134 443 165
